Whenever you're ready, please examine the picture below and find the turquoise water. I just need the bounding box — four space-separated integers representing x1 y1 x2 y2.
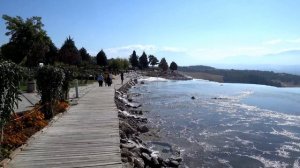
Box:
130 78 300 168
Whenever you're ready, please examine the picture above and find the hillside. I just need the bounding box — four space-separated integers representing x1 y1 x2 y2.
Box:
179 65 300 87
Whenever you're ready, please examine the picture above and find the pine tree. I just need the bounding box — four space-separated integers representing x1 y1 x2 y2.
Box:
96 49 108 67
170 61 178 71
59 36 81 65
159 58 168 71
45 41 58 65
79 47 91 62
129 50 139 68
139 51 148 69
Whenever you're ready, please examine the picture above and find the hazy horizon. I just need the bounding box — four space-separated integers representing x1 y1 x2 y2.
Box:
1 0 300 66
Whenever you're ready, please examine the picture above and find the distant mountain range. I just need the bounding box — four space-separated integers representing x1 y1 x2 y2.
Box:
206 50 300 75
178 64 300 87
211 64 300 75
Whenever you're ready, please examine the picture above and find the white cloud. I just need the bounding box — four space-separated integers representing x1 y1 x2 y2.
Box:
263 38 300 45
263 39 283 45
161 46 186 52
185 46 269 62
103 44 187 58
287 38 300 43
106 44 157 54
97 41 300 65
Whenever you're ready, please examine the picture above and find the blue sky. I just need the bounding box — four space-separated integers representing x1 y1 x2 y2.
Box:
1 0 300 66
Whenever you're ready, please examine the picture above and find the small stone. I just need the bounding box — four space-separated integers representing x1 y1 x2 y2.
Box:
121 157 128 162
138 125 149 133
157 156 163 163
120 138 127 143
141 118 147 122
134 158 145 168
120 121 136 137
122 162 134 168
151 156 159 165
128 156 134 163
141 152 152 162
191 96 195 99
173 157 183 162
161 161 168 167
133 136 143 143
121 149 133 157
140 81 145 84
130 147 141 157
121 143 136 150
170 160 180 166
163 159 170 166
140 147 152 154
120 130 127 139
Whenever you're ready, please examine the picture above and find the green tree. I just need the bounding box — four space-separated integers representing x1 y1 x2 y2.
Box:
108 58 119 71
96 49 108 67
148 55 159 67
109 58 130 71
45 41 58 65
159 57 168 71
2 15 51 67
79 47 91 62
58 36 81 65
129 50 139 68
139 51 148 69
36 66 65 119
90 56 97 65
170 61 178 71
0 61 22 149
0 42 23 64
121 58 130 70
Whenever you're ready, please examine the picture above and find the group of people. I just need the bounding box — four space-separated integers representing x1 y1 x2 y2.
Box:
97 71 124 87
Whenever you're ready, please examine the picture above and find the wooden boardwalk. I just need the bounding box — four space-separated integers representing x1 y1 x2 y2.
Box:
7 82 122 168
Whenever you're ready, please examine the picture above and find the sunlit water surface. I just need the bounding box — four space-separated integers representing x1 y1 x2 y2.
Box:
130 78 300 168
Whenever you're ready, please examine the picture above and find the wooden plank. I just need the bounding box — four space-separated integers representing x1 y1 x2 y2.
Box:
7 83 122 168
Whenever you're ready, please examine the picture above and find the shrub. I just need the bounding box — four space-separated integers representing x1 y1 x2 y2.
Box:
36 66 64 119
0 60 22 150
60 67 74 101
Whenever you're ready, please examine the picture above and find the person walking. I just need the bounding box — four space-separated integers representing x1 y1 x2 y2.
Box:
104 70 109 86
108 73 113 86
120 72 124 84
97 73 104 87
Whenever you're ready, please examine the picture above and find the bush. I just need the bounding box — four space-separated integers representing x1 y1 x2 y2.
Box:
36 66 65 119
60 67 74 101
0 60 22 149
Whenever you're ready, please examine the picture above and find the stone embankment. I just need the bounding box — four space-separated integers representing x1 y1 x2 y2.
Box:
115 78 182 168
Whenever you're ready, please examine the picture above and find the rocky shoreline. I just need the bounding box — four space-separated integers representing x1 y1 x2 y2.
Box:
115 77 183 168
